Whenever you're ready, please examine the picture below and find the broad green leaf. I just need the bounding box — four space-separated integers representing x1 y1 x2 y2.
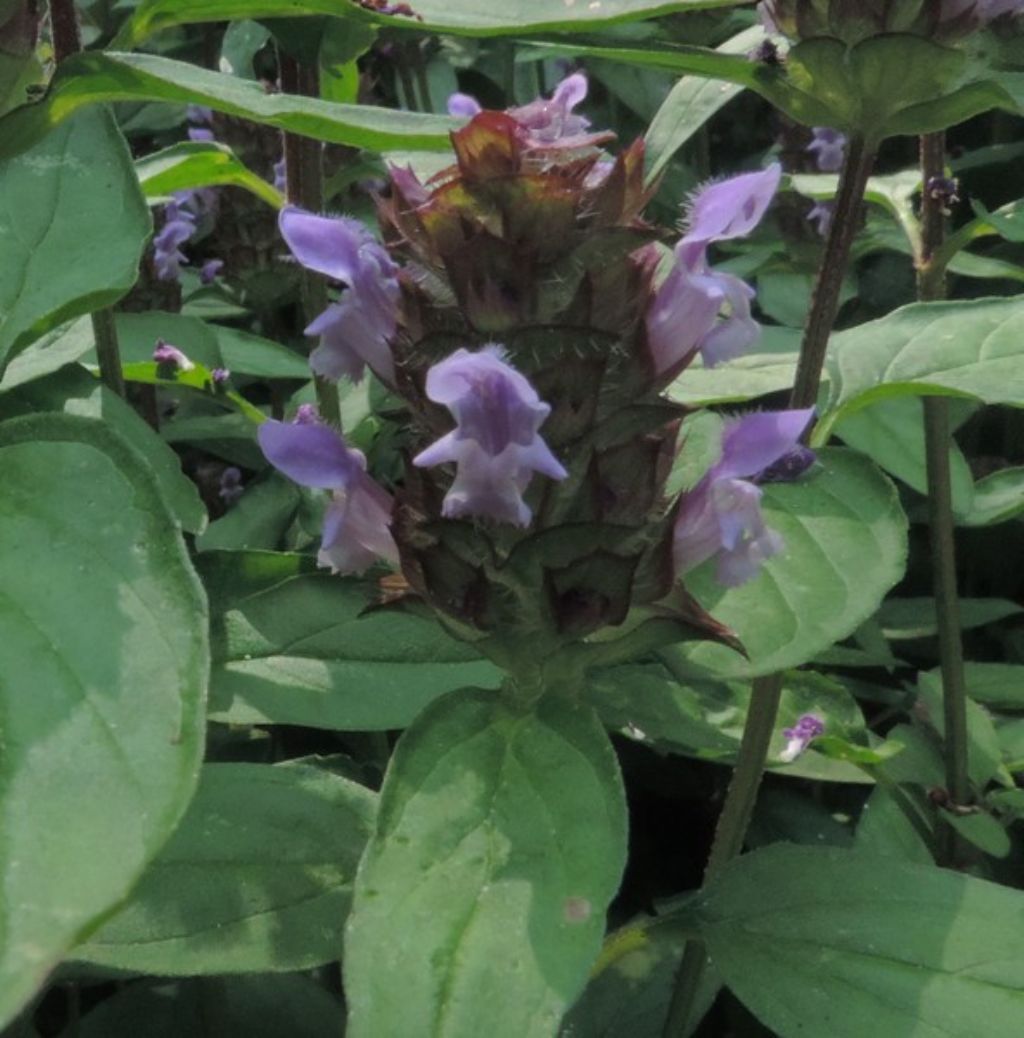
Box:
0 414 206 1026
0 52 456 162
116 0 742 48
697 844 1024 1038
588 663 871 783
818 298 1024 442
749 787 854 850
666 449 908 679
0 317 94 391
560 913 720 1038
877 597 1023 640
668 328 801 406
211 324 311 380
834 398 975 514
345 688 628 1038
644 25 760 182
961 466 1024 526
0 365 207 533
199 551 501 730
136 141 284 209
855 786 933 864
940 662 1024 710
943 809 1012 859
77 975 343 1038
196 473 302 551
0 107 150 373
76 762 375 973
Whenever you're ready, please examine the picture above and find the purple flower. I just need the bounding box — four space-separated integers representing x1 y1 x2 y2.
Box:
807 200 834 237
188 127 216 143
446 72 608 151
413 345 567 526
200 258 224 284
153 200 197 281
674 408 814 586
273 157 287 194
219 466 244 505
211 367 230 385
779 714 825 763
153 339 194 371
278 206 400 383
807 127 846 173
258 416 398 574
646 165 781 375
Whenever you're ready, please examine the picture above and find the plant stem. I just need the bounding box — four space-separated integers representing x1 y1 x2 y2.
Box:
663 137 877 1037
918 132 970 832
50 0 129 398
279 49 342 427
790 134 876 408
49 0 81 62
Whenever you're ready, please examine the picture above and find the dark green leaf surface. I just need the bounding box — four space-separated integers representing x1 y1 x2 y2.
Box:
698 845 1024 1038
345 688 628 1038
76 762 375 973
200 551 501 730
0 414 207 1025
116 0 742 48
0 107 150 372
0 52 456 162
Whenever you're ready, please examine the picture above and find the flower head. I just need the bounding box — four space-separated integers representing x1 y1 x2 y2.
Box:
258 415 398 574
807 127 847 173
413 346 567 526
646 165 781 375
779 714 825 763
200 258 224 284
153 339 194 371
674 408 815 586
153 201 196 281
279 207 400 383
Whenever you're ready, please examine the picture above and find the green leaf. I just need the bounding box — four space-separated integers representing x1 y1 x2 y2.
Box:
197 473 302 552
0 52 456 162
666 449 908 679
698 844 1024 1038
588 664 871 784
560 913 719 1038
76 762 375 973
667 328 800 407
834 398 975 514
136 141 284 209
855 786 933 865
877 597 1023 640
0 107 150 373
818 298 1024 442
116 0 743 48
644 24 760 183
939 662 1024 710
942 809 1012 859
961 466 1024 526
199 551 501 730
0 317 94 391
345 688 628 1038
0 414 206 1026
77 975 343 1038
0 364 207 534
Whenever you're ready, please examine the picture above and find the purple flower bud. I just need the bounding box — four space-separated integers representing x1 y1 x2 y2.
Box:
153 201 197 281
295 403 320 424
218 466 244 505
779 714 825 763
646 166 781 375
447 92 483 118
200 258 224 284
258 416 398 574
273 157 287 194
186 104 213 125
153 339 195 371
211 367 230 384
278 207 400 383
674 408 814 586
188 127 216 143
807 201 834 238
927 175 960 208
413 345 567 526
807 127 847 173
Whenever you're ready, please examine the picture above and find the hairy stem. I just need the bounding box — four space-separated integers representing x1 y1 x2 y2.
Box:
918 133 970 840
663 137 877 1037
279 50 341 427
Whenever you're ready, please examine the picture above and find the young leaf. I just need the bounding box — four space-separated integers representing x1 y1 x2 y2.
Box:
0 414 207 1026
345 688 628 1037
